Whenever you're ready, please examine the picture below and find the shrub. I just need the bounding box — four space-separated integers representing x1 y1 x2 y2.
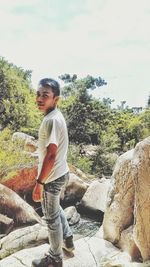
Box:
0 128 36 182
68 144 93 174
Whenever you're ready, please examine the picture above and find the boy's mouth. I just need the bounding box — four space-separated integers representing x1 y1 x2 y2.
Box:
37 103 44 107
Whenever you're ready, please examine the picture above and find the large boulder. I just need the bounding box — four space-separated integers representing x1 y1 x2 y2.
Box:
132 137 150 261
60 173 89 204
12 132 35 142
0 184 43 226
103 136 150 262
69 164 89 180
117 225 142 261
103 149 134 244
80 178 111 213
2 166 37 195
12 132 37 152
0 223 48 259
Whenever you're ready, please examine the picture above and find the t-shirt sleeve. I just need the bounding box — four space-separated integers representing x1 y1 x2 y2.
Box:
45 119 61 147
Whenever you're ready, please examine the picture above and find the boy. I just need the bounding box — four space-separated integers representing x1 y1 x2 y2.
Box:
32 78 74 267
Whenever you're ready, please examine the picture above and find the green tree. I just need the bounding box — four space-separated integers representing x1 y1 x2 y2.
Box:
139 108 150 138
60 75 108 144
113 110 143 151
147 95 150 107
0 57 40 135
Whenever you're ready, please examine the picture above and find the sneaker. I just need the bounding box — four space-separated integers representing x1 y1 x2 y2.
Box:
62 235 75 252
32 255 63 267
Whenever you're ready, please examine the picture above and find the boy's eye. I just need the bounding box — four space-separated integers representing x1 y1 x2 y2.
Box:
36 93 49 98
42 94 48 98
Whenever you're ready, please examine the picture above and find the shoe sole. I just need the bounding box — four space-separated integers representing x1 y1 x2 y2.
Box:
62 245 75 253
62 248 74 259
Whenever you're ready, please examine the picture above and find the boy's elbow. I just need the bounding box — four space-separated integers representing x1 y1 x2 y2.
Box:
46 143 57 161
48 153 56 161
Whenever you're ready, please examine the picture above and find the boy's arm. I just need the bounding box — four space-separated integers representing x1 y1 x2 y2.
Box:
32 143 57 202
37 143 57 183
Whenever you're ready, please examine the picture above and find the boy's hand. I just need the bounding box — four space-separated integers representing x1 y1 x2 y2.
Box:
32 183 43 202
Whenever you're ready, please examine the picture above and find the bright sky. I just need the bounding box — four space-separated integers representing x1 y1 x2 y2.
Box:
0 0 150 108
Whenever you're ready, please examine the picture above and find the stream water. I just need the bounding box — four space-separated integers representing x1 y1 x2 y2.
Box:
71 216 101 239
32 191 103 240
35 203 102 240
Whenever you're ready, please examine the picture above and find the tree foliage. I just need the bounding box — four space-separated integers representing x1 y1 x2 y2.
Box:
59 73 150 176
0 57 41 135
60 74 108 144
0 62 150 178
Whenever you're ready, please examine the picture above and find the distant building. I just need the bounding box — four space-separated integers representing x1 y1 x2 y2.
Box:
132 107 143 114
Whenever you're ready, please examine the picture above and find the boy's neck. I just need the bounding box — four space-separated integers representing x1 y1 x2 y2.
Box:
45 106 56 116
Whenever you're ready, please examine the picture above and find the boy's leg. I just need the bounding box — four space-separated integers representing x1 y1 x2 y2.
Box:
59 173 74 252
42 189 63 261
60 206 72 239
32 176 65 267
32 173 74 266
60 206 75 252
41 175 69 262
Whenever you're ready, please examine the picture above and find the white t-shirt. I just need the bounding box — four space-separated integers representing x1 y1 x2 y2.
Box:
37 108 69 183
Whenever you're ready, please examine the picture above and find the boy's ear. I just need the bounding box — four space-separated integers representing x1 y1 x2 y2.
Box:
55 96 60 104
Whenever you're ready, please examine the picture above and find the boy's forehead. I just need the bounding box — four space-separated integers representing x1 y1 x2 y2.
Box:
37 85 52 93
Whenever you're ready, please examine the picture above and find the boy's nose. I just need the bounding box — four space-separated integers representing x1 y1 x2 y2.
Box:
36 95 43 101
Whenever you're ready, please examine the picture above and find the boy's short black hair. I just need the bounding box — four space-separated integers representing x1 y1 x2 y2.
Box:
38 78 60 96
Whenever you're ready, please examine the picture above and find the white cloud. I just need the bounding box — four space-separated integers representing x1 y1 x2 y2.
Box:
0 0 150 107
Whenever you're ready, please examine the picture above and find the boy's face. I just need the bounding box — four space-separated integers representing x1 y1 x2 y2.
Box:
36 86 59 113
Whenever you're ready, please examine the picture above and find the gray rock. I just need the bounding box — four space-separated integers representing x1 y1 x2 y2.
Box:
80 178 111 212
0 237 133 267
0 223 48 259
64 206 80 225
0 214 14 235
132 137 150 261
61 173 89 204
103 149 134 244
0 184 43 226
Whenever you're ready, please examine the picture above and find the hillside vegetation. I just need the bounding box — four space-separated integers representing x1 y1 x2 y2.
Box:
0 58 150 180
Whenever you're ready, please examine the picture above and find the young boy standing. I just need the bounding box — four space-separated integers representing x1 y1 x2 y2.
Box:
32 78 74 267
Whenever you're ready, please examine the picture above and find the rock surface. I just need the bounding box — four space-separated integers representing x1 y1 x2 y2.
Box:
0 214 14 235
1 235 150 266
0 223 47 259
0 236 133 267
64 206 80 225
103 137 150 262
0 184 43 226
1 134 150 265
80 178 111 212
2 166 37 195
132 137 150 261
61 173 89 204
103 149 134 244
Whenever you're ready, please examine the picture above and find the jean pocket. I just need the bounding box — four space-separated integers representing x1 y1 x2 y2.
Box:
44 172 69 194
